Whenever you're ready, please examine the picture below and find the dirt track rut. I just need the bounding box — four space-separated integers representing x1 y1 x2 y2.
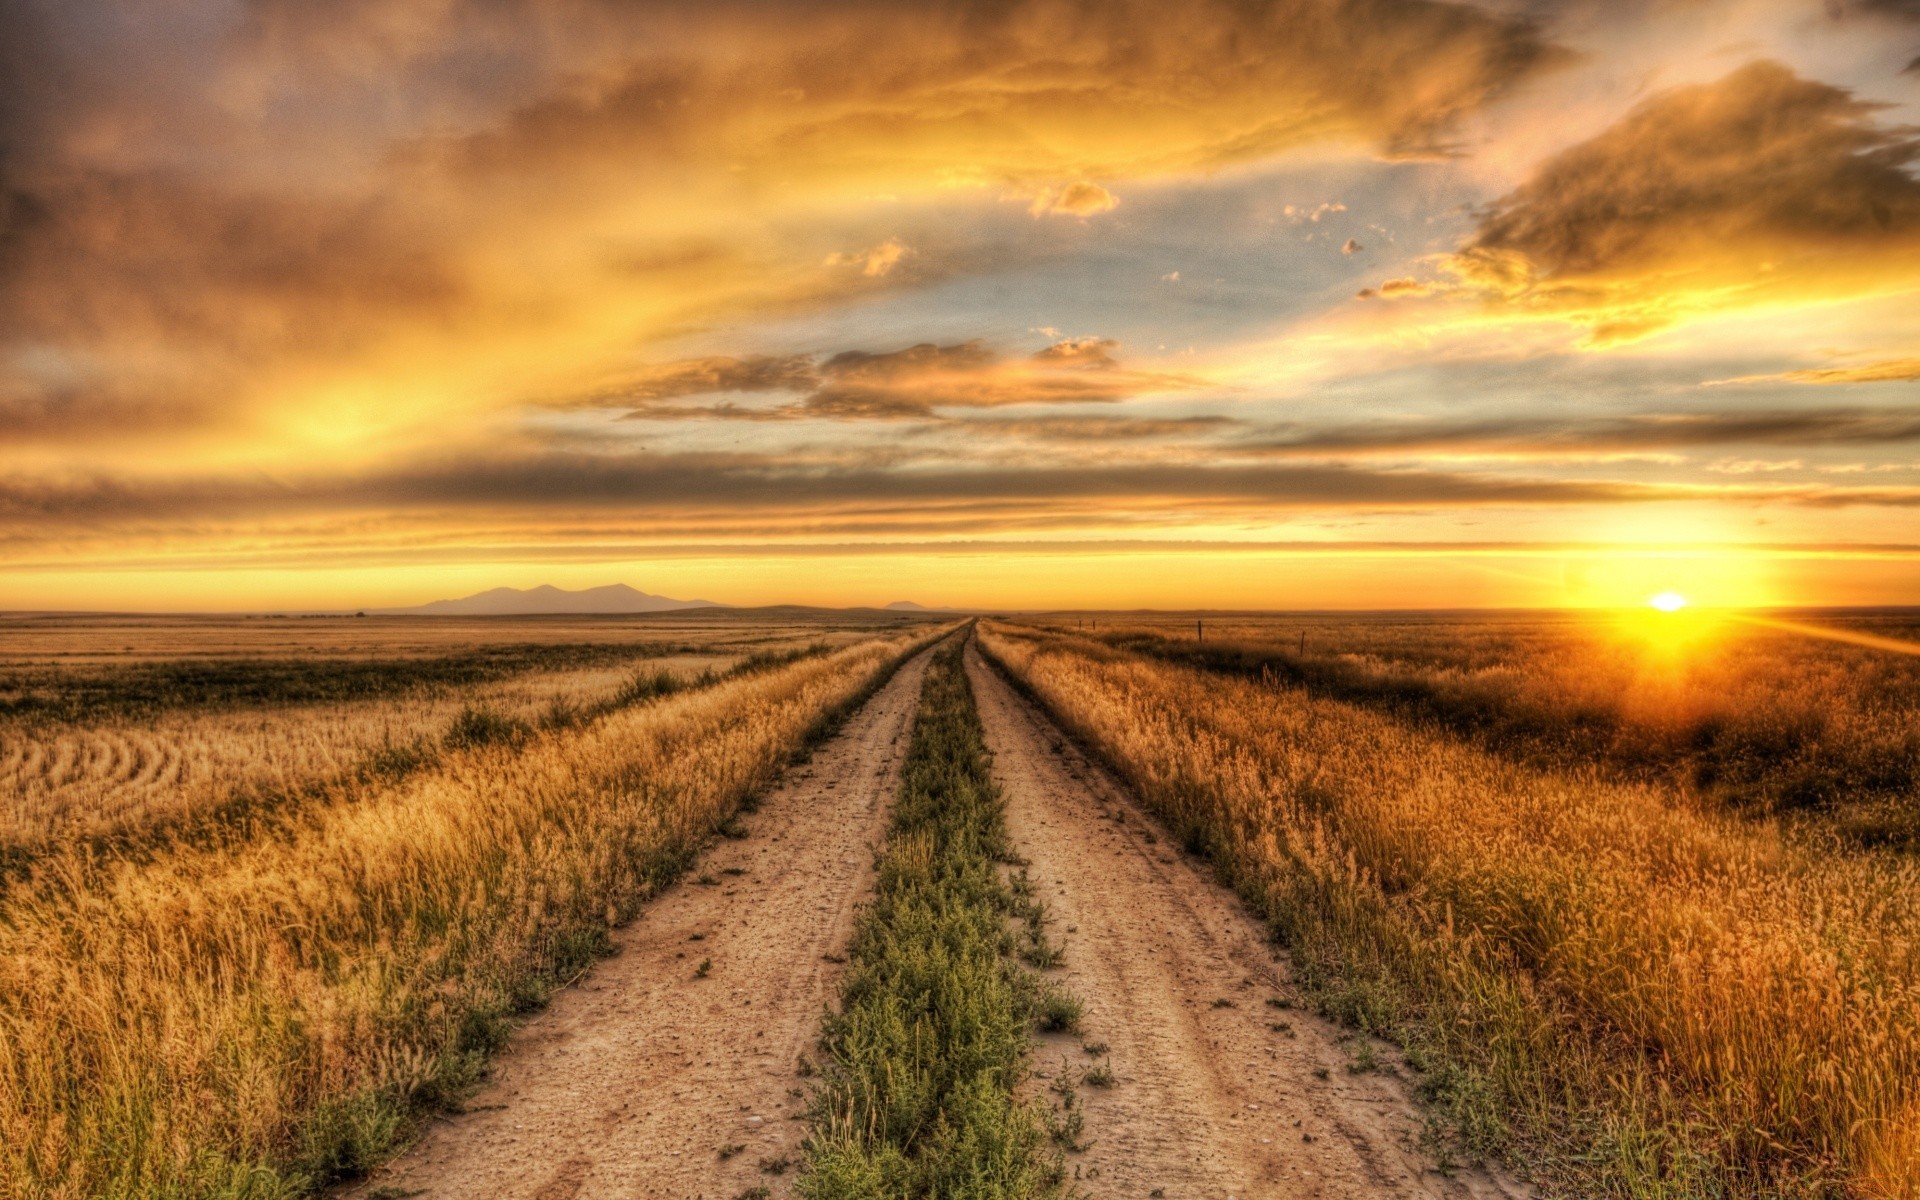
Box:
344 646 933 1200
965 644 1529 1200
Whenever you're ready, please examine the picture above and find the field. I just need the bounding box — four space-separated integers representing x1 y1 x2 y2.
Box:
0 612 904 855
0 610 944 1199
981 612 1920 1197
3 607 1916 1200
1046 609 1920 846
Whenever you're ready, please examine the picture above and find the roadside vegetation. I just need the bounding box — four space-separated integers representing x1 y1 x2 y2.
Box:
801 634 1072 1199
1057 611 1920 847
0 628 940 1200
980 621 1920 1199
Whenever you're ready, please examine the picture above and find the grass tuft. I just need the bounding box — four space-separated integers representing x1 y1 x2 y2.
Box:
798 633 1064 1200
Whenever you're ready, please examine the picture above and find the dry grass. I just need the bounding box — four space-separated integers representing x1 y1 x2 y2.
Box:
0 658 722 851
1048 611 1920 846
0 613 906 852
0 627 937 1200
980 621 1920 1198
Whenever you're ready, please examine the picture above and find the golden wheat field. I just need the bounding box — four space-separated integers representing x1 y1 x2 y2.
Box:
6 606 1920 1200
0 613 891 851
978 616 1920 1198
0 611 946 1200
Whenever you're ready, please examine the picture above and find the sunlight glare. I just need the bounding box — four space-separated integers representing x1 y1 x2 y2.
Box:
1649 591 1688 612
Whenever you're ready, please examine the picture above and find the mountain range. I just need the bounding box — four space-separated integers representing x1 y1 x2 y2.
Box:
380 584 721 616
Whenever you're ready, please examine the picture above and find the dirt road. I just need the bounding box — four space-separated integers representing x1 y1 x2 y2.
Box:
965 644 1529 1200
345 646 933 1200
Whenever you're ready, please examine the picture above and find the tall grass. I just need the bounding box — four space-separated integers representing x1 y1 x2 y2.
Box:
801 635 1062 1200
979 623 1920 1199
1 622 872 854
1060 612 1920 845
0 631 934 1200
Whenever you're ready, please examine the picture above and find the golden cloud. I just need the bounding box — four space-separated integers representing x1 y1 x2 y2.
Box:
1029 182 1120 218
0 0 1564 467
1709 359 1920 385
1365 61 1920 343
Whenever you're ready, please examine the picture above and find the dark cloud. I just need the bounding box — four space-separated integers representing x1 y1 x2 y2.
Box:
0 453 1704 534
597 339 1201 420
599 355 820 403
0 170 462 349
1475 61 1920 270
946 414 1240 440
1386 61 1920 341
7 437 1919 565
1236 407 1920 457
819 341 997 383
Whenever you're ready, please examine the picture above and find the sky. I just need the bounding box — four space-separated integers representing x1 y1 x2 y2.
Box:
2 0 1919 611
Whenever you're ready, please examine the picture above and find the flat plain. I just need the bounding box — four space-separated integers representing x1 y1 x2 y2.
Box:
3 607 1916 1200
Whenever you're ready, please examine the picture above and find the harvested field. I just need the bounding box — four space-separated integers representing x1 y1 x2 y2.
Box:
0 615 946 1200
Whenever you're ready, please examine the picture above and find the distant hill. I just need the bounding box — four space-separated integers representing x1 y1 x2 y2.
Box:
381 584 723 616
885 600 932 611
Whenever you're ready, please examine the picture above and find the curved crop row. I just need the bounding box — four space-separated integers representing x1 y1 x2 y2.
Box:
0 630 937 1200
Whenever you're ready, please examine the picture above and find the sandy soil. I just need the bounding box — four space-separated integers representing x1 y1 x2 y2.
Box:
965 644 1530 1200
342 645 934 1200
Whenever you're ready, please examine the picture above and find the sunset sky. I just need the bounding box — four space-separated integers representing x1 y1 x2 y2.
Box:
3 0 1919 611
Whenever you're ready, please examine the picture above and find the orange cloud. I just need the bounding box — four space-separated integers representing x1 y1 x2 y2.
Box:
1710 359 1920 385
1364 61 1920 343
1356 277 1438 299
1029 182 1120 218
0 0 1565 468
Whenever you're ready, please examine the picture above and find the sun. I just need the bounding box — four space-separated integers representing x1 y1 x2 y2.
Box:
1648 591 1689 612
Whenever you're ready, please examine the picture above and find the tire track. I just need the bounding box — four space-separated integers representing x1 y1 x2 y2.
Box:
966 643 1530 1200
343 644 935 1200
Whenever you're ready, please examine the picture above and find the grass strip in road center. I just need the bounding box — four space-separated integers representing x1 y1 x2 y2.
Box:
799 634 1064 1199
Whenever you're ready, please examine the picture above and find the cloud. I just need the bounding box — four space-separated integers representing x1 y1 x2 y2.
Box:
1233 407 1920 459
592 355 821 403
946 414 1240 440
1709 359 1920 385
1822 0 1920 69
14 444 1920 576
0 0 1565 465
0 452 1757 536
1341 238 1363 255
1356 277 1438 299
827 238 912 276
1029 182 1119 218
596 337 1202 420
1286 202 1348 222
1367 61 1920 343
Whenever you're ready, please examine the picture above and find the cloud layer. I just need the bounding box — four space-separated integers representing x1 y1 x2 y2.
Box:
593 338 1199 420
3 1 1919 605
1376 61 1920 342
